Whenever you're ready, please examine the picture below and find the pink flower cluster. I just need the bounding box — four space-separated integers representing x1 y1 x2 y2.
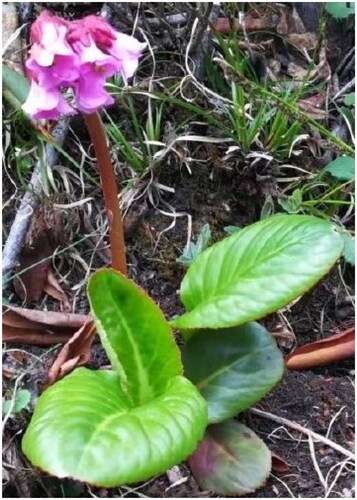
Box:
22 11 146 119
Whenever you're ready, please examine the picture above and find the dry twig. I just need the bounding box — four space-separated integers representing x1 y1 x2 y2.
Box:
250 408 355 460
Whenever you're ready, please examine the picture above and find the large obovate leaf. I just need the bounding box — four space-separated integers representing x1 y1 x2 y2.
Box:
171 215 343 330
22 270 207 486
22 369 206 486
188 420 271 496
182 323 284 423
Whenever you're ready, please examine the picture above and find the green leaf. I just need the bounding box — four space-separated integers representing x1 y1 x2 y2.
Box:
3 389 31 415
2 64 30 107
342 232 355 266
177 224 212 266
323 156 355 181
325 2 355 19
188 420 271 495
22 368 207 486
344 92 355 107
182 323 284 423
224 225 241 235
88 269 182 405
171 215 344 330
278 189 302 214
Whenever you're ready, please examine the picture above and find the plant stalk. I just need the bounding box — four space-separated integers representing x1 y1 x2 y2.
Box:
83 112 127 275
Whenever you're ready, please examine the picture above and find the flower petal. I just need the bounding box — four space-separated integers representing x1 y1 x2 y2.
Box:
74 71 114 114
22 81 75 119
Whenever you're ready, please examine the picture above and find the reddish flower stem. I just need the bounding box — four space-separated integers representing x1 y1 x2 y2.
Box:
83 112 127 275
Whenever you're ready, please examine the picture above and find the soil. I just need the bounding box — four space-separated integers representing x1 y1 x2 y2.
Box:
2 2 355 499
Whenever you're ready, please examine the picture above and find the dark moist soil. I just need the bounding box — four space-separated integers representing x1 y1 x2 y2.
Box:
3 158 355 499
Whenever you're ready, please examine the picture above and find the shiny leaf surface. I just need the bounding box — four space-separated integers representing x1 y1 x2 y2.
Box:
22 369 207 486
171 215 343 330
88 269 182 404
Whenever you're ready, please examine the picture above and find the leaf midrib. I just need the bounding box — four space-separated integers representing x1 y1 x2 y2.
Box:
107 283 154 404
196 346 269 390
75 401 129 476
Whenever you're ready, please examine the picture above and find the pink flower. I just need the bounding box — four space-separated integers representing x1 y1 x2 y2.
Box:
67 15 117 50
29 11 73 67
109 33 147 81
22 80 75 120
22 11 145 119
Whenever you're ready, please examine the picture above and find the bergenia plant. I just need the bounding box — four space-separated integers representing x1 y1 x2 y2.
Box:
20 9 345 497
23 212 344 493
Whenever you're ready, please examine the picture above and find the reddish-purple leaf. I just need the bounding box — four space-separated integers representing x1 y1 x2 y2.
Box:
188 420 271 496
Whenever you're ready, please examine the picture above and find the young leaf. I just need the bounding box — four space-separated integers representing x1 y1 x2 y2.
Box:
22 368 207 486
323 156 355 181
188 420 271 496
88 270 182 404
177 224 212 266
325 2 355 19
278 189 302 214
171 215 343 330
23 270 207 486
224 225 241 235
182 323 284 423
344 93 355 107
3 389 31 415
342 232 355 266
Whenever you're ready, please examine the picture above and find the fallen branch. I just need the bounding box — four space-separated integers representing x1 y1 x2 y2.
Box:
212 15 278 34
250 407 355 461
2 118 69 282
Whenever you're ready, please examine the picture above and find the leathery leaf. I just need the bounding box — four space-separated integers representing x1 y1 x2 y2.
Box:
188 419 271 496
22 369 207 486
171 215 343 330
183 323 284 423
22 270 208 486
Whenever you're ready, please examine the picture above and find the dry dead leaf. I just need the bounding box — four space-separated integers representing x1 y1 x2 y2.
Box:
47 319 96 386
43 269 70 310
276 4 307 35
286 328 355 370
271 450 290 473
13 207 67 304
287 47 331 84
298 94 328 120
287 61 309 80
3 305 88 345
287 32 318 51
13 244 52 302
